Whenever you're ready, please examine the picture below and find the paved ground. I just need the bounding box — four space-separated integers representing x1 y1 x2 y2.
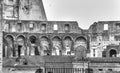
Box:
3 68 36 73
3 70 36 73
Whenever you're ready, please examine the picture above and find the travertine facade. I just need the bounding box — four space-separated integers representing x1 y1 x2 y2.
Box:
2 0 47 20
2 20 88 57
88 21 120 58
0 0 120 73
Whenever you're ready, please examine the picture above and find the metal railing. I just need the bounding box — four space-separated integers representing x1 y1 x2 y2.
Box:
45 68 85 73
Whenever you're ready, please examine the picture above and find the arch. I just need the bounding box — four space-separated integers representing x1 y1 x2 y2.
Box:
40 23 47 31
29 35 39 56
63 35 73 41
16 35 26 57
15 22 23 32
75 45 86 59
63 36 73 55
40 22 48 26
40 36 50 55
16 35 25 45
109 49 117 57
85 68 93 73
40 36 49 41
4 35 14 57
52 36 61 40
5 35 14 41
75 36 87 49
16 34 26 39
52 36 62 55
75 36 87 41
35 68 43 73
29 35 37 44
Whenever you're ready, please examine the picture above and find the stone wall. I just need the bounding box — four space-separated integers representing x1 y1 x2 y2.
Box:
88 21 120 58
2 20 82 34
3 32 88 57
1 0 47 20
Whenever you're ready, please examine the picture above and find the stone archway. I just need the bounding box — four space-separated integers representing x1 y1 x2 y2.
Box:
109 49 117 57
52 36 62 55
29 35 39 56
105 44 119 57
16 35 26 57
85 68 93 73
63 36 72 55
4 35 14 57
75 45 86 59
75 36 87 50
40 36 50 55
35 68 43 73
29 36 37 44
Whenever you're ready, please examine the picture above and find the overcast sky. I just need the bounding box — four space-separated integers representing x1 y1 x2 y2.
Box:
43 0 120 29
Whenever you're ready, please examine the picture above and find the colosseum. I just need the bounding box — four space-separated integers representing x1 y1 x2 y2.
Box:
0 0 120 73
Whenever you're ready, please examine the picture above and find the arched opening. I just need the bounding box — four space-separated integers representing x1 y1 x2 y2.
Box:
16 35 25 57
4 35 14 57
35 68 43 73
16 22 23 32
85 68 93 73
29 36 37 44
75 37 87 50
75 45 86 59
40 36 50 55
109 49 117 57
63 36 72 55
29 36 39 56
52 36 62 55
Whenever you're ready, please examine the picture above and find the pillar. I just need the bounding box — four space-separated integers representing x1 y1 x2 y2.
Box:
0 31 3 73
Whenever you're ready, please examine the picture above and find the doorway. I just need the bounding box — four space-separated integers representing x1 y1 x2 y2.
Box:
109 49 117 57
18 45 22 57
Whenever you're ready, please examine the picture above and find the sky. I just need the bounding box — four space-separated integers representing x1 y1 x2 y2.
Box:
43 0 120 29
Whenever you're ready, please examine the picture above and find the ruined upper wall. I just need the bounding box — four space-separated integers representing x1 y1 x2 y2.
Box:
2 0 47 20
88 21 120 34
19 0 47 20
2 20 82 34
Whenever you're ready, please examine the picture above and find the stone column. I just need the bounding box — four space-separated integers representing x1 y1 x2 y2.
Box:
38 37 41 56
0 31 3 73
24 36 28 56
14 41 18 57
50 37 53 55
61 39 64 55
71 40 74 55
26 35 31 56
